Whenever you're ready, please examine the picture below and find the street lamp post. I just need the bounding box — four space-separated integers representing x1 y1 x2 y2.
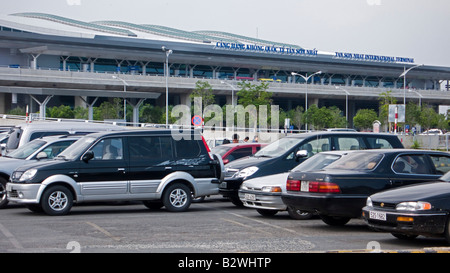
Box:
220 81 236 107
162 46 173 128
291 71 322 131
112 75 129 123
335 86 350 128
400 64 424 105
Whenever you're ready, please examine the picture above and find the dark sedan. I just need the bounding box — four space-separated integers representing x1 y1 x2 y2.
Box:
282 149 450 226
363 172 450 243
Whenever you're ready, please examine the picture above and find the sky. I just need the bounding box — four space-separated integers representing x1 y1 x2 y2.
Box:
2 0 450 67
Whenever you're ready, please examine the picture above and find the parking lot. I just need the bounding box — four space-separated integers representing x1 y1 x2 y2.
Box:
1 196 449 254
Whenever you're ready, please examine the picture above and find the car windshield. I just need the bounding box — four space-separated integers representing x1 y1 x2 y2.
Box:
56 136 96 160
292 153 343 172
211 145 232 157
324 152 383 171
254 137 304 158
6 139 46 159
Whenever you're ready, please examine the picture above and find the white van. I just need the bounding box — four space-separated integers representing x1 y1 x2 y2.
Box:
2 122 126 154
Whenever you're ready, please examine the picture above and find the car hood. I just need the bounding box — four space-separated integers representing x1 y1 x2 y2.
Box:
0 158 31 174
225 156 273 170
370 181 450 203
242 172 289 189
13 159 70 172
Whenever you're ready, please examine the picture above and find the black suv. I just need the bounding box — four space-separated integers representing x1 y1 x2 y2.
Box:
220 132 403 206
6 129 224 215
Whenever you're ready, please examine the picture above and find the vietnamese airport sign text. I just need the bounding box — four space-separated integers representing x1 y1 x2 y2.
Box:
214 42 414 64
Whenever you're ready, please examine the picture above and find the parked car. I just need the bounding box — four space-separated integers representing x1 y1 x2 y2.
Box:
220 132 404 206
6 130 224 216
282 149 450 226
420 129 443 135
362 171 450 243
0 135 81 208
2 121 125 154
211 143 267 164
239 151 348 219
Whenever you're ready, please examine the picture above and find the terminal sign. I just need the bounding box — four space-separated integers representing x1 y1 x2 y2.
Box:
335 52 414 64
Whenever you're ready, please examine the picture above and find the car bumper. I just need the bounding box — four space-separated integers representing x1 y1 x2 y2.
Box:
238 189 286 211
362 206 448 236
219 177 244 198
281 192 366 218
6 183 41 204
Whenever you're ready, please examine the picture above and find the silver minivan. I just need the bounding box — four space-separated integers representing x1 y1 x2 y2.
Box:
2 122 125 154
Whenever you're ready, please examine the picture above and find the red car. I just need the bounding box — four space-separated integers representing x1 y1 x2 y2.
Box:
211 143 266 164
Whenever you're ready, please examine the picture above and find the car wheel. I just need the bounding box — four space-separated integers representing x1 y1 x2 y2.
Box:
391 233 418 240
162 183 192 212
230 197 244 207
41 185 73 216
320 215 351 226
287 206 314 220
256 209 278 217
0 177 8 209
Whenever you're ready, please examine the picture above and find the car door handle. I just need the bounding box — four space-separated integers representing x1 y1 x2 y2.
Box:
165 167 173 170
118 168 126 173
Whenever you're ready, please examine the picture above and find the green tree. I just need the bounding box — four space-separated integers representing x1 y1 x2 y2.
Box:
353 109 378 131
190 80 215 106
47 105 74 119
74 106 88 120
94 98 122 120
237 81 272 108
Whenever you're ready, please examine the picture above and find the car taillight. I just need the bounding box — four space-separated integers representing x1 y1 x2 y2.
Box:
308 182 341 193
286 180 301 191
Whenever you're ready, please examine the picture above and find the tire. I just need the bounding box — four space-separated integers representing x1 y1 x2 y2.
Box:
320 215 351 226
444 217 450 245
256 209 278 217
41 185 73 216
230 197 244 207
162 183 192 212
0 176 9 209
287 206 314 220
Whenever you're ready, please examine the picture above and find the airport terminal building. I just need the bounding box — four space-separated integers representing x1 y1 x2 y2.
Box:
0 12 450 126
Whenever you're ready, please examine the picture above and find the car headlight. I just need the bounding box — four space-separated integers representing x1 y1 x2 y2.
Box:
396 201 432 211
261 186 282 193
235 167 259 178
366 197 373 207
19 169 38 182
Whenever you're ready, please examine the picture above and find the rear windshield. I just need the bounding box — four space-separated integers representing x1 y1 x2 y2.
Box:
325 152 383 171
293 153 343 172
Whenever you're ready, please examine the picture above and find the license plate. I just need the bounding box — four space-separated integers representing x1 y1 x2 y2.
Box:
369 211 387 221
244 194 256 201
301 181 309 192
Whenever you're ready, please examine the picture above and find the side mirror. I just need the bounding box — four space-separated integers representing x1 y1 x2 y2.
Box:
295 150 308 159
82 151 94 162
36 152 48 160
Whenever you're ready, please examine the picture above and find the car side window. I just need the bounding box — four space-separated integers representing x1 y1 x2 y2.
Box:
128 136 174 163
288 138 331 159
429 155 450 175
174 139 201 158
336 137 365 150
366 137 394 149
90 138 124 161
393 155 432 174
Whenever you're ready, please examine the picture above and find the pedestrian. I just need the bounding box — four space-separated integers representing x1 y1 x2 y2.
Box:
232 133 239 143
